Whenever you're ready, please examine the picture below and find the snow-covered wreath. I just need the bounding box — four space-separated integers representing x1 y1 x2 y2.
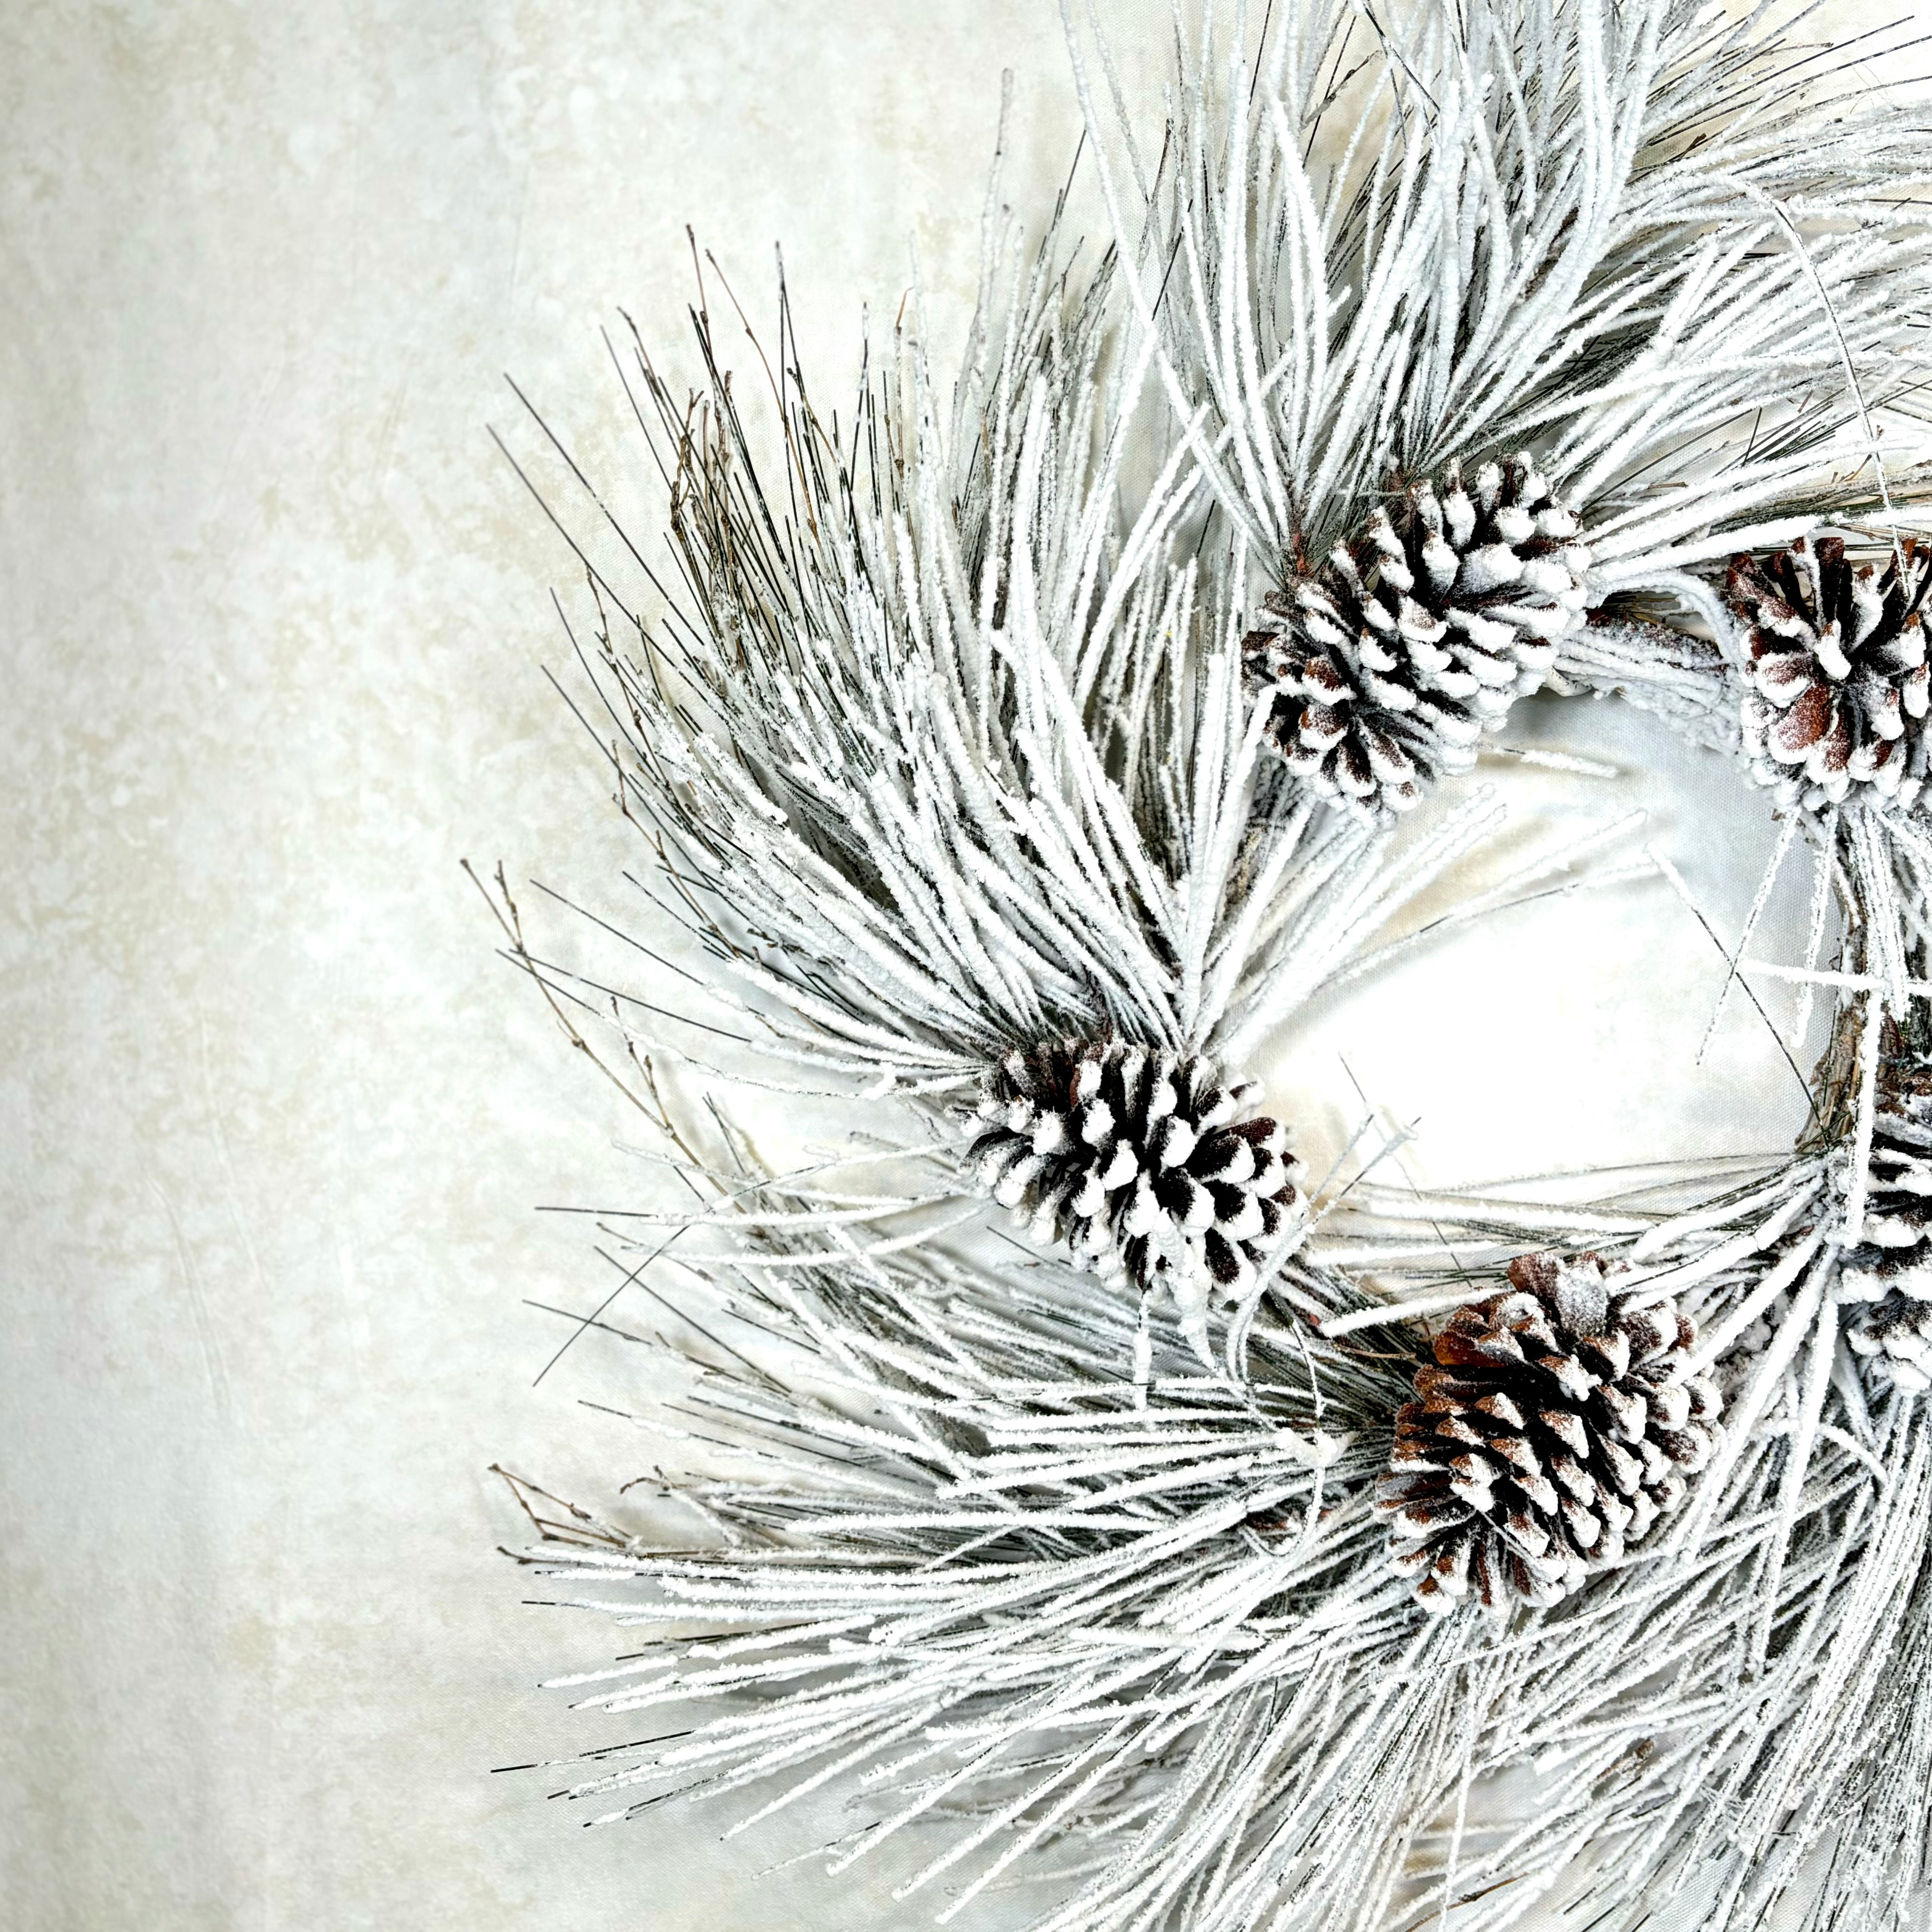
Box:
486 5 1932 1928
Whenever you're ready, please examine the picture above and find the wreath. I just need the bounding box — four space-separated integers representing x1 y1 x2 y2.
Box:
487 5 1932 1927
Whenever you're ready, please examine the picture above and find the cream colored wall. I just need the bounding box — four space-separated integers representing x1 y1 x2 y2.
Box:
0 4 1874 1928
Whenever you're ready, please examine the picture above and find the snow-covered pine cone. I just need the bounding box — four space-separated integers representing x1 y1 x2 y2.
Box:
1728 535 1932 811
970 1040 1303 1325
1241 456 1590 816
1847 1294 1932 1396
1377 1252 1724 1617
1839 1091 1932 1396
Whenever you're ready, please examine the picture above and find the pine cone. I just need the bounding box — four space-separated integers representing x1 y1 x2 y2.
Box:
1839 1092 1932 1396
1241 457 1590 816
1728 535 1932 810
1846 1292 1932 1395
970 1040 1302 1320
1377 1252 1724 1616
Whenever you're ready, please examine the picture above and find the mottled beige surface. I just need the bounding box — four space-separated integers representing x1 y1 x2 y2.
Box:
0 3 1846 1928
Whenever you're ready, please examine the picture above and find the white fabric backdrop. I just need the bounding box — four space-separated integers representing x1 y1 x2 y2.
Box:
0 3 1867 1927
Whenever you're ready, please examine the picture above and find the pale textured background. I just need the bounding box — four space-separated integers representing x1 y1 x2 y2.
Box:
0 3 1858 1928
